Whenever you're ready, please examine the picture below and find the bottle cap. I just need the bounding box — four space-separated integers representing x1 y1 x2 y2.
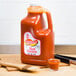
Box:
27 6 47 13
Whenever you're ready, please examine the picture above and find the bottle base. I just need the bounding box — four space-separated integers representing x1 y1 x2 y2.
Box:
21 59 48 66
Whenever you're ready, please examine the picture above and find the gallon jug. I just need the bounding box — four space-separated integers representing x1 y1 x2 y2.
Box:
21 6 54 65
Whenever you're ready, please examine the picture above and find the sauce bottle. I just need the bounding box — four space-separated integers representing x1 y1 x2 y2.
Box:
21 6 54 66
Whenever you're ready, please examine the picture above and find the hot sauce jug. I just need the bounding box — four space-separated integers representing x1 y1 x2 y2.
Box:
21 6 54 65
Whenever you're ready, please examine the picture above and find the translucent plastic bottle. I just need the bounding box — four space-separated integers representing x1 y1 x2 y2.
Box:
21 6 54 65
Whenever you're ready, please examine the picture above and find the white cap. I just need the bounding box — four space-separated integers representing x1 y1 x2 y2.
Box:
30 4 40 6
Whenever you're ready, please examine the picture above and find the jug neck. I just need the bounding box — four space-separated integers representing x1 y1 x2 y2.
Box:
27 12 42 16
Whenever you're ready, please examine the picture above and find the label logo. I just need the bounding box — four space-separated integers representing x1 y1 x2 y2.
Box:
25 39 38 46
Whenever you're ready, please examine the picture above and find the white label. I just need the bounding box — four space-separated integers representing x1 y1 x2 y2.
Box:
24 32 41 56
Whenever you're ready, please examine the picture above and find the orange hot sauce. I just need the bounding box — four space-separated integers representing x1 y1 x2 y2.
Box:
21 6 54 66
48 59 60 71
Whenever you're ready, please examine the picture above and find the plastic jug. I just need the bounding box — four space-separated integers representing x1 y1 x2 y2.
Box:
21 6 54 65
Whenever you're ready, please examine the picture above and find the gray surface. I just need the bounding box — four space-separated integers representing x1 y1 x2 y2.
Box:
0 45 76 54
0 45 20 54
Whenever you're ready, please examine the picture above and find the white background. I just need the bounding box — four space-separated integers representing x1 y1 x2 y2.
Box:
0 0 76 45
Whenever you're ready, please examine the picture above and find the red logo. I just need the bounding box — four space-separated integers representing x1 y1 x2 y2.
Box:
25 39 38 46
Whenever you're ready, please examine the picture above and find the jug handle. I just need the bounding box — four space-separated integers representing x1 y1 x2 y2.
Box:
45 11 53 32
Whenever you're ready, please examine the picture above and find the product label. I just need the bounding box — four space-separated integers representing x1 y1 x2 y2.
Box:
24 32 41 56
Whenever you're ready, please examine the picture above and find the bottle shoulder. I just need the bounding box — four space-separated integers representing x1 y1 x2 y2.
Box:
21 15 40 25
